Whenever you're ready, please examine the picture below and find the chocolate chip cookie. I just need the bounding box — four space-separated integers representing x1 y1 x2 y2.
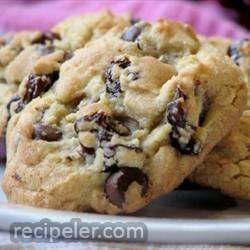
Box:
0 11 130 141
199 36 250 107
190 111 250 200
2 20 247 214
189 37 250 199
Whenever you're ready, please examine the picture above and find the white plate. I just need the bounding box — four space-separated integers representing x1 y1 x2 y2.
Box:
1 164 250 244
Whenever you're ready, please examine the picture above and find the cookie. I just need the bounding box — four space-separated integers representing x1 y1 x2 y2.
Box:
0 31 44 80
3 20 247 214
190 111 250 200
0 11 130 139
0 30 62 131
199 36 250 107
52 10 131 51
188 37 250 199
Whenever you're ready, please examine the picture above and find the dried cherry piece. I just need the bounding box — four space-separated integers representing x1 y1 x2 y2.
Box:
104 167 148 208
33 123 62 142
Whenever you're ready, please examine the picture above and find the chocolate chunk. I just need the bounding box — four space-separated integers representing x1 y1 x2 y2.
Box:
33 123 62 141
105 57 131 97
167 88 201 155
23 72 59 104
33 32 61 45
228 39 249 65
121 26 142 42
104 167 148 208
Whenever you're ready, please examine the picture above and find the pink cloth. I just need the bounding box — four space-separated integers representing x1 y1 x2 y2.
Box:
0 0 249 39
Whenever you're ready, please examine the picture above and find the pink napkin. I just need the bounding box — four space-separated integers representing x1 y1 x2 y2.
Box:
0 0 249 39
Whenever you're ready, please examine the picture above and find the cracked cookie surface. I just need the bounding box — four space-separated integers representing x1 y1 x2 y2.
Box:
2 19 247 214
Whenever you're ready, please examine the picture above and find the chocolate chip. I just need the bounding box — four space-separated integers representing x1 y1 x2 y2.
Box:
109 144 142 153
167 89 186 128
105 79 122 97
130 18 141 25
6 95 21 115
11 173 22 182
80 144 96 156
61 51 74 63
15 101 25 113
103 144 142 172
39 45 55 55
76 112 131 138
0 34 12 47
104 167 148 208
121 26 142 42
167 88 201 155
33 32 61 45
105 57 131 97
75 113 131 160
169 132 201 155
33 123 62 141
228 39 249 65
23 72 59 104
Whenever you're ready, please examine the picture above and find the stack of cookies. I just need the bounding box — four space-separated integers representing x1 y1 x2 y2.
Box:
0 11 249 214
